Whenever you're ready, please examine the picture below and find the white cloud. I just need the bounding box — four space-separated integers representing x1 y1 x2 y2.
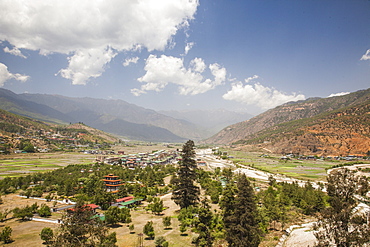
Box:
4 47 26 58
327 92 350 98
123 57 139 67
361 49 370 60
184 42 194 55
223 79 305 109
0 0 199 84
0 63 29 86
58 47 117 85
245 75 259 83
133 55 226 96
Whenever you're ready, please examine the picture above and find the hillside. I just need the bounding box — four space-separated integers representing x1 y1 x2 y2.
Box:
0 89 187 142
206 88 370 146
19 92 202 141
0 108 119 153
240 99 370 156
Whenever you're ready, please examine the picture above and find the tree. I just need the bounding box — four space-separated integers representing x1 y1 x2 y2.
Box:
129 224 135 233
155 236 168 247
92 191 115 210
51 200 117 247
222 174 261 247
38 204 52 217
172 140 200 209
149 198 164 215
0 209 10 222
12 206 33 220
162 216 172 229
314 169 370 247
0 226 12 244
104 206 121 226
40 227 54 245
143 221 155 239
193 198 214 247
104 206 131 226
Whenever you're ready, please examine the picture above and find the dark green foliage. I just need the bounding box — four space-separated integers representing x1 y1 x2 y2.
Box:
143 221 155 239
148 198 164 215
101 232 117 247
155 236 168 247
129 224 135 233
0 210 9 222
172 140 200 209
38 204 52 217
104 206 131 225
222 174 261 247
40 227 54 245
162 216 171 229
198 170 222 204
314 169 370 247
92 191 115 210
193 199 214 247
51 200 117 247
12 206 34 220
0 226 13 244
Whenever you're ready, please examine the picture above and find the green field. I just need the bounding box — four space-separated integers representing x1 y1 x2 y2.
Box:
0 152 96 178
225 149 339 181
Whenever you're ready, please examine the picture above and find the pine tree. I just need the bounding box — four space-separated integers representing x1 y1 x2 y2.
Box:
172 140 200 209
222 174 261 247
194 198 214 247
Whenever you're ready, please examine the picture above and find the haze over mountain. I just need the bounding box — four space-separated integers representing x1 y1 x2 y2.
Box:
159 109 253 134
0 88 253 142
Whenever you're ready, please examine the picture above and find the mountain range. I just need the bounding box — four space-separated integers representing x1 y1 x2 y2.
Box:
0 89 252 142
1 87 369 156
206 88 370 156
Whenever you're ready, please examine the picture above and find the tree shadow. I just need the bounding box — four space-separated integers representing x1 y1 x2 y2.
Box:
109 223 123 228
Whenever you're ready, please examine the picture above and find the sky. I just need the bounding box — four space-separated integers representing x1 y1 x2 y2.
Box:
0 0 369 115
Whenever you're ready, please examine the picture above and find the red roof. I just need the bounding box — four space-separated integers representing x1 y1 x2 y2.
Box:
69 204 100 212
116 196 134 203
86 204 100 209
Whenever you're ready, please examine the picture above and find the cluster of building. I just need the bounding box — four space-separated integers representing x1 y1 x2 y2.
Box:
96 149 179 168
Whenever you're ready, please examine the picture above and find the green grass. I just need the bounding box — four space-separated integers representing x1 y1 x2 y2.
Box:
225 149 337 181
0 153 96 178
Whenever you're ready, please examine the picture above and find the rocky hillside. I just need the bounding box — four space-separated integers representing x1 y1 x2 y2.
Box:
242 99 370 156
206 88 370 156
206 88 370 144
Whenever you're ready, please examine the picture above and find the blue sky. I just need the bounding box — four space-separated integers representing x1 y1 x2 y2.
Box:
0 0 369 115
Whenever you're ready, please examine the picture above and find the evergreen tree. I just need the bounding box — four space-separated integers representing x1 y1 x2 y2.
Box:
172 140 200 209
222 174 261 247
314 169 370 247
194 198 214 247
